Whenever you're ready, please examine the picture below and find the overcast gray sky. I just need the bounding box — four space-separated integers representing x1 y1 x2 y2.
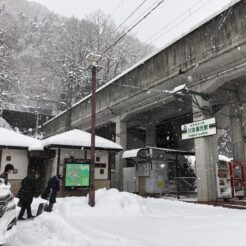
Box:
31 0 238 48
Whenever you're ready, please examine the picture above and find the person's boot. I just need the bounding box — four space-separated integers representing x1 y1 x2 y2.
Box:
18 216 26 221
45 203 54 212
18 208 26 220
27 215 35 219
27 206 35 219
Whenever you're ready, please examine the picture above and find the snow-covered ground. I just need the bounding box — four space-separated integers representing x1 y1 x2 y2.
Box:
8 189 245 246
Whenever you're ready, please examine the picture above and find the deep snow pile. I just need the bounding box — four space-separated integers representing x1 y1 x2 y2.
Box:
8 189 246 246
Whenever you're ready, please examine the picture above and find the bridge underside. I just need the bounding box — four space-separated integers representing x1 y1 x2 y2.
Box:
94 80 246 201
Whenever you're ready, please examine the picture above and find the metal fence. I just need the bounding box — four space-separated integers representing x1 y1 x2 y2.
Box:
174 177 197 198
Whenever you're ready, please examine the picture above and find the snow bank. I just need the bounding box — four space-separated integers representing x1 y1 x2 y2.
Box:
9 189 246 246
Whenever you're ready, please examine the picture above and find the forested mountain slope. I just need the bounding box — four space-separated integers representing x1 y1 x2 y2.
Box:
0 0 154 114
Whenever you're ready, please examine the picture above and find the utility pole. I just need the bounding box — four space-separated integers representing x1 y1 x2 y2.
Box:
86 53 101 207
35 111 39 138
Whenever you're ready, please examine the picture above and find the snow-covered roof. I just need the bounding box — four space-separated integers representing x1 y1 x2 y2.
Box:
0 128 122 152
123 147 194 159
0 127 43 151
122 149 144 159
42 129 123 151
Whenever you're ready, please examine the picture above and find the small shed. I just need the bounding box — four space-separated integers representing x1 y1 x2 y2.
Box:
41 129 123 195
122 147 195 196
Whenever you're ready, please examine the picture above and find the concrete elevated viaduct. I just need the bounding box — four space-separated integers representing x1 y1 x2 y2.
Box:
43 0 246 201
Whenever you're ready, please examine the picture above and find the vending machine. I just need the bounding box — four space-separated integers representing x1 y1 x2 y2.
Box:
228 161 245 198
216 160 232 198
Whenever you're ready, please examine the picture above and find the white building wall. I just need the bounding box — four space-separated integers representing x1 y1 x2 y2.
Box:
0 149 28 180
95 150 108 179
51 151 58 177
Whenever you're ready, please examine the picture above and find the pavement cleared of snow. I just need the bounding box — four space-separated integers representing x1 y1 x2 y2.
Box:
8 189 246 246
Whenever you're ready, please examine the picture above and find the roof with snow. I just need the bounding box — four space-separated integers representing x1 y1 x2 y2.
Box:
0 128 122 152
0 127 43 151
122 149 144 159
41 129 123 151
123 147 195 159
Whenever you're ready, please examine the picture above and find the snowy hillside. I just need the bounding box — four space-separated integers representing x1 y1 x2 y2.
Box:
0 117 12 130
9 189 246 246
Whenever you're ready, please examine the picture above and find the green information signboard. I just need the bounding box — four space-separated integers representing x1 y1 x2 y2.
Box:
181 117 216 140
65 163 90 187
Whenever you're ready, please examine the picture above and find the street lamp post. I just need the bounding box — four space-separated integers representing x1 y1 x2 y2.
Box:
86 53 101 207
35 110 39 138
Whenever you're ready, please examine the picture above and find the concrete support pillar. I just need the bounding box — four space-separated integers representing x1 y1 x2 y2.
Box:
240 104 246 175
145 123 156 147
230 104 245 161
238 84 246 174
114 116 127 191
192 85 218 202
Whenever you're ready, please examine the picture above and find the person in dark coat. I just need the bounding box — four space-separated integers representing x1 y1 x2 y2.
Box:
42 175 63 212
0 164 14 185
17 172 40 220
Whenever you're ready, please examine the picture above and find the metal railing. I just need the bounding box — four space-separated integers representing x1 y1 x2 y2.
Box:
174 177 197 198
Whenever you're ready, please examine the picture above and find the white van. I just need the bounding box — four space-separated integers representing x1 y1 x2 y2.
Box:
0 178 17 245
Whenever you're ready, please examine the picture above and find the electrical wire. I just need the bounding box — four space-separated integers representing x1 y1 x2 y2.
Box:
145 0 206 44
60 1 241 124
102 0 214 78
88 0 160 60
185 0 238 78
147 0 213 45
104 59 246 120
114 0 149 33
101 0 166 57
116 0 160 33
218 0 236 29
108 0 126 18
84 0 162 66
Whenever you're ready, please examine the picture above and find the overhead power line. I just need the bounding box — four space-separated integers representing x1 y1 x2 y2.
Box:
102 0 166 56
117 0 160 33
145 0 205 44
218 0 236 29
108 0 126 18
103 0 212 73
146 0 213 45
114 0 149 34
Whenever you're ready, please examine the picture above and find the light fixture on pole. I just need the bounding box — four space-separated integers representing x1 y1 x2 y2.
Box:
86 52 101 207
